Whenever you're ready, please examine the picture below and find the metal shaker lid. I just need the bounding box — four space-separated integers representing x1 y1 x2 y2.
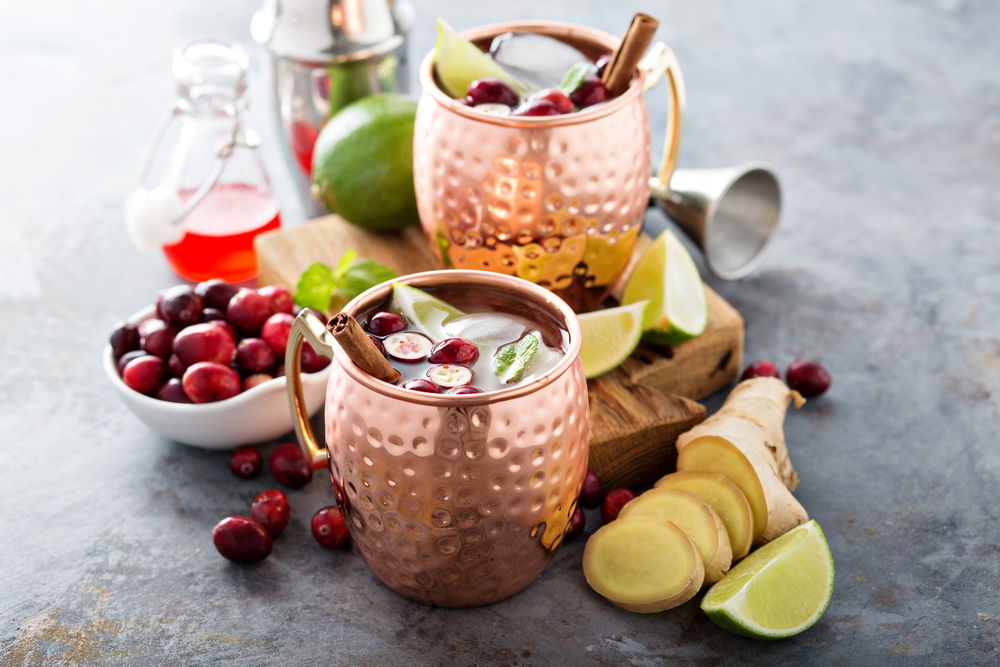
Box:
252 0 414 64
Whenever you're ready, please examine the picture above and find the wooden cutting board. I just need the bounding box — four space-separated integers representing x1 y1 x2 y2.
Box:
255 215 744 488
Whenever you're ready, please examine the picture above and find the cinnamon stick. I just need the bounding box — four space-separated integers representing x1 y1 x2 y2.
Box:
328 313 401 384
601 13 660 97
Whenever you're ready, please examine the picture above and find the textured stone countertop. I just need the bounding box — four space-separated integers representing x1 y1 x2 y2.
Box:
2 1 999 665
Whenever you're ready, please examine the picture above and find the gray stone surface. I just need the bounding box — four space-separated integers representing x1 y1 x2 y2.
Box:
2 0 999 664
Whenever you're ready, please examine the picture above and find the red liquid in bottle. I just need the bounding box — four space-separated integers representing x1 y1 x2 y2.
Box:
162 183 281 282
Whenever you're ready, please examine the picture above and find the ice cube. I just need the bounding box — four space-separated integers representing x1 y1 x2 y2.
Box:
444 313 526 349
519 330 564 384
489 32 591 90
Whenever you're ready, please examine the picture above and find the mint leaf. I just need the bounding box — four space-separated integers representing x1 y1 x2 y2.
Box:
333 249 357 279
293 252 396 312
339 259 396 299
559 62 592 95
294 262 338 311
493 333 540 384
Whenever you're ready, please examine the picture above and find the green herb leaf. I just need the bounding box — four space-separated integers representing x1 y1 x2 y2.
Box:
493 332 540 384
339 259 397 299
294 262 338 312
559 62 592 95
293 252 396 312
333 249 358 279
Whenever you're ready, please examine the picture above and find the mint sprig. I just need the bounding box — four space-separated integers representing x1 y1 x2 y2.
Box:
559 62 592 95
293 251 396 312
493 332 540 384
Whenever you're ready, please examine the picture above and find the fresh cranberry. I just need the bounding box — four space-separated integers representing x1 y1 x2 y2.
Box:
401 378 443 394
251 489 290 538
117 350 148 376
230 445 263 478
212 516 272 562
122 355 167 395
301 342 331 373
741 360 781 381
528 88 574 114
227 289 277 336
565 507 586 540
368 334 385 355
242 373 273 391
512 99 561 117
156 378 192 403
595 53 612 78
139 319 176 359
182 362 241 403
579 469 604 509
311 506 351 549
367 311 406 336
237 338 276 373
261 313 294 357
195 279 239 311
205 318 238 343
273 364 286 378
570 76 609 109
450 386 482 395
427 338 479 365
786 359 831 398
110 321 140 358
455 97 473 107
601 487 636 524
466 77 519 107
159 285 203 327
259 285 294 314
270 443 313 488
168 353 187 378
173 323 236 366
154 289 168 320
201 307 226 322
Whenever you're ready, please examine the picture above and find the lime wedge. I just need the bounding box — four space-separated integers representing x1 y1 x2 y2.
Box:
434 19 531 99
389 283 465 342
622 230 707 346
577 301 648 379
701 520 834 639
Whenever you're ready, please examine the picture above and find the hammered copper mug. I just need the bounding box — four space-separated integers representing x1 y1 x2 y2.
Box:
285 270 589 607
413 22 685 312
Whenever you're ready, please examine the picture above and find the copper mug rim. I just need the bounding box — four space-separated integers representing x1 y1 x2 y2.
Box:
418 20 646 127
332 269 583 407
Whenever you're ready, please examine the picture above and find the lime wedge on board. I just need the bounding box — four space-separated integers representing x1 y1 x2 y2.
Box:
622 230 707 346
577 301 648 379
389 283 465 342
434 19 531 99
701 520 835 639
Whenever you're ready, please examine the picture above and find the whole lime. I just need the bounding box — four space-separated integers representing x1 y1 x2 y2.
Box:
311 93 419 232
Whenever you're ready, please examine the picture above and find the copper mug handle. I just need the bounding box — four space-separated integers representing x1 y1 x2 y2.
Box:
642 42 687 193
285 310 335 470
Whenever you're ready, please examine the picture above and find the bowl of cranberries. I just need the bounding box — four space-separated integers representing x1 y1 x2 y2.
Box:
104 281 331 449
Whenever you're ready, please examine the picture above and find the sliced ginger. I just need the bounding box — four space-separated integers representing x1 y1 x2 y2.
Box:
583 517 704 612
618 488 733 583
656 470 754 560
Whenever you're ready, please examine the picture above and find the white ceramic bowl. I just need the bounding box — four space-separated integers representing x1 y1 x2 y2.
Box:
104 306 330 450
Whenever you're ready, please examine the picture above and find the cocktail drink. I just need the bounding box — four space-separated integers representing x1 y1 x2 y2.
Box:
285 270 589 607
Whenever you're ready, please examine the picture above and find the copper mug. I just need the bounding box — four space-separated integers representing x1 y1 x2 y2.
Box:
413 22 685 312
285 270 589 607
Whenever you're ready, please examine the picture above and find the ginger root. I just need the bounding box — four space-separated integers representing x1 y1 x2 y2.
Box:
656 470 754 560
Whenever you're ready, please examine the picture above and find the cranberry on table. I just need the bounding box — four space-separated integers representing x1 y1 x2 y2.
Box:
449 386 482 395
139 319 176 359
227 288 277 336
182 362 241 404
156 378 192 403
601 487 637 524
401 378 443 394
428 338 479 365
117 350 148 376
786 359 831 398
201 307 226 322
528 88 574 114
230 445 263 478
466 77 519 107
237 338 276 373
270 443 313 488
159 284 203 327
311 506 351 549
251 489 291 538
173 323 236 366
367 311 406 336
261 313 294 356
301 341 331 373
242 374 273 391
259 285 294 314
195 279 239 311
122 355 167 395
110 321 140 358
565 507 586 540
741 360 781 381
579 469 604 509
168 353 187 378
569 76 609 109
512 99 561 117
212 516 272 562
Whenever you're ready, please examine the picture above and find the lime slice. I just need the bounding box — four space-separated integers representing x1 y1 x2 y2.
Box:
701 520 834 639
577 301 648 379
434 19 531 99
622 230 707 346
389 283 465 342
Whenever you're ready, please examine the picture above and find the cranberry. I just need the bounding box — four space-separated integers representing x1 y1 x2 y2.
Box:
367 311 406 336
201 307 226 322
301 341 331 373
466 77 519 107
273 364 286 378
311 506 351 549
173 323 236 366
261 313 294 356
122 355 167 395
110 321 140 358
383 332 433 363
269 443 313 488
595 53 612 78
427 364 473 388
428 338 479 366
565 507 586 540
227 288 277 336
156 378 191 403
601 487 636 524
160 284 203 327
741 360 781 381
230 445 263 478
455 97 473 106
237 338 276 373
401 378 443 394
579 469 604 509
182 362 241 403
212 516 272 562
259 285 294 314
117 350 148 376
512 99 561 117
368 334 385 355
205 318 238 343
168 353 187 377
528 88 574 114
154 289 168 320
450 386 482 395
242 373 273 391
139 319 176 359
195 279 239 311
251 489 290 538
570 76 609 109
786 359 831 398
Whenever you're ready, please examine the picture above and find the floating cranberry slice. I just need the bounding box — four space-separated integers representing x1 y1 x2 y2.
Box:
741 360 781 381
156 378 192 403
786 359 831 398
601 487 636 524
427 364 473 388
450 386 482 395
384 332 433 363
565 507 586 540
227 288 277 336
122 356 166 395
173 323 236 366
270 443 313 488
570 76 609 109
528 88 574 114
160 285 203 327
259 285 294 314
401 378 443 394
251 489 291 538
110 321 140 358
466 77 519 107
230 445 263 478
579 469 604 509
367 311 406 336
212 516 272 562
311 506 351 549
512 99 561 117
195 279 239 311
428 338 479 366
182 362 241 403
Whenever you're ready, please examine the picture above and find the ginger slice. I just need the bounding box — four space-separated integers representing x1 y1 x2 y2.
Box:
583 516 704 612
619 488 733 583
656 470 754 560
